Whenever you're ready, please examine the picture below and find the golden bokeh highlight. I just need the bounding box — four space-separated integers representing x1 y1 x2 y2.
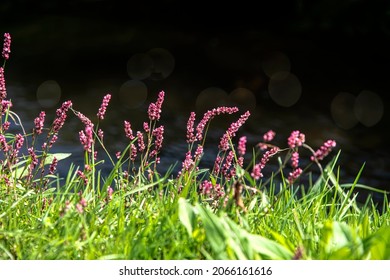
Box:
118 80 148 109
262 51 291 78
36 80 61 108
127 53 153 80
147 48 175 80
229 87 256 111
127 48 175 81
330 92 358 129
354 90 384 127
196 87 228 112
268 72 301 107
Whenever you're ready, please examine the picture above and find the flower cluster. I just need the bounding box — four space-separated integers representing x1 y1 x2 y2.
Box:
199 180 225 199
79 125 94 152
0 67 6 101
311 140 336 161
219 111 251 151
97 94 111 120
195 106 239 142
148 90 165 121
251 147 280 180
2 33 11 60
288 130 305 149
33 111 46 135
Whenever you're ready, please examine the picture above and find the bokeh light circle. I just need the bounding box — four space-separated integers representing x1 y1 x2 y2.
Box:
229 87 256 111
36 80 61 108
262 51 291 78
118 80 148 109
268 72 301 107
196 87 228 112
147 48 175 80
354 90 384 127
330 92 358 129
127 53 153 80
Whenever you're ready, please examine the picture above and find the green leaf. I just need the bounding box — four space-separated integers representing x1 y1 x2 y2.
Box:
366 226 390 260
178 198 197 236
43 153 72 165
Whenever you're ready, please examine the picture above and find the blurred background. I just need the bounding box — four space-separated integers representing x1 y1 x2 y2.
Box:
0 0 389 197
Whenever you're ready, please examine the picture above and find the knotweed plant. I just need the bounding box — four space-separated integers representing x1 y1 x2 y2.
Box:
1 33 389 260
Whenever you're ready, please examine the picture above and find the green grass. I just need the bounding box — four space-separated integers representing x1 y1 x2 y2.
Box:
1 152 389 260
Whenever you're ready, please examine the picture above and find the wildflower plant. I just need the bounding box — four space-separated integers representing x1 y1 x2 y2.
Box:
0 32 389 260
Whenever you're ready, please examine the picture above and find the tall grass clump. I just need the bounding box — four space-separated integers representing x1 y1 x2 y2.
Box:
0 33 389 260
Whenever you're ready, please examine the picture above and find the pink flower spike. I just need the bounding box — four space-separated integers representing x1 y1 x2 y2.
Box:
288 130 305 149
0 67 6 101
288 168 303 184
291 151 299 169
2 33 11 60
196 106 239 141
186 111 196 143
263 130 275 142
124 121 134 140
311 140 337 161
49 157 58 175
219 111 250 151
97 93 111 120
33 111 46 135
148 90 165 121
251 147 279 180
238 136 247 156
79 125 94 152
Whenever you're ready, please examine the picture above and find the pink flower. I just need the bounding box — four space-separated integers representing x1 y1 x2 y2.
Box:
291 151 299 169
186 111 196 143
28 148 38 169
263 130 276 142
194 145 203 160
182 151 194 171
219 111 250 151
222 150 234 179
76 112 92 127
238 136 247 156
77 170 88 185
1 100 12 115
150 125 164 157
148 90 165 121
14 133 24 150
97 93 111 120
311 140 336 161
2 121 10 131
137 131 145 152
49 157 58 175
2 33 11 60
124 120 134 140
288 168 303 184
196 106 239 141
288 130 305 149
98 129 104 141
199 180 224 198
52 100 72 134
130 144 137 161
199 180 213 195
33 111 46 135
143 122 150 133
213 155 222 176
251 147 279 180
79 125 94 152
0 67 6 101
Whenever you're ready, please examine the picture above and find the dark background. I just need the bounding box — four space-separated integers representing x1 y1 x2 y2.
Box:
0 0 389 194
